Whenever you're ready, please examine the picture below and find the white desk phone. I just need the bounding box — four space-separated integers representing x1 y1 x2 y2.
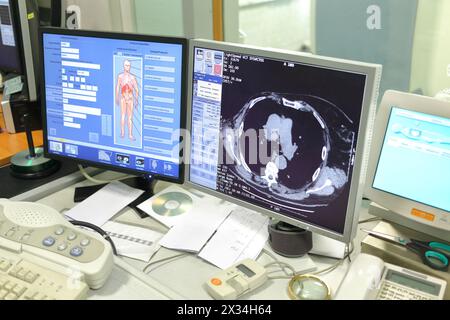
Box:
335 253 447 300
0 199 114 300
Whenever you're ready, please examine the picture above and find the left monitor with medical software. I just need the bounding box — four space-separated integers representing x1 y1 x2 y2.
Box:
40 28 187 183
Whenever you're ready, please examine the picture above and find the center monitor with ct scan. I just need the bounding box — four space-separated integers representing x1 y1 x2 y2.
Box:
186 40 382 243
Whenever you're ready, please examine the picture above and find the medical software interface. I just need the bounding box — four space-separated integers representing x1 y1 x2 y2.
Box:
189 47 368 234
0 0 21 72
373 107 450 212
43 33 184 178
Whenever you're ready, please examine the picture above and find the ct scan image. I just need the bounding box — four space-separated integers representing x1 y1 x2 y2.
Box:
215 54 368 234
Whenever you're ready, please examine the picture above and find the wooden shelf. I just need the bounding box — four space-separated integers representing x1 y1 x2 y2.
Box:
0 94 44 167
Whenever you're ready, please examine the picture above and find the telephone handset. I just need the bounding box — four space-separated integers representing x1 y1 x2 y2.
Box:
335 253 446 300
0 199 114 292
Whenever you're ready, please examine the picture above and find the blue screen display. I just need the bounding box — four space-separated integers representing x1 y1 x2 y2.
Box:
43 33 184 178
373 107 450 212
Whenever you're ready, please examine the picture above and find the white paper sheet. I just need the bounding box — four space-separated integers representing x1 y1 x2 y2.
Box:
137 185 227 228
102 221 163 262
198 208 270 269
65 181 144 227
159 203 235 252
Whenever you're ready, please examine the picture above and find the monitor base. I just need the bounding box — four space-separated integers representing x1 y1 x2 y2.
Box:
268 221 313 258
10 148 61 180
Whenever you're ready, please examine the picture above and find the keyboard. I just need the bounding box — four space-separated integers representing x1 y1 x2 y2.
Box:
0 253 89 300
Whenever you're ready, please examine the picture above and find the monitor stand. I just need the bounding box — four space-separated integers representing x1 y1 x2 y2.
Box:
10 113 60 179
268 221 313 258
73 175 157 219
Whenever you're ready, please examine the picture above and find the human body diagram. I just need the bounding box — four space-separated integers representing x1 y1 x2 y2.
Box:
115 59 140 141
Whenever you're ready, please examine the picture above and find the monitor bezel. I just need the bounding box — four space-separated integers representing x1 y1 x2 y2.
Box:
39 27 188 184
184 39 382 243
365 90 450 228
0 0 24 73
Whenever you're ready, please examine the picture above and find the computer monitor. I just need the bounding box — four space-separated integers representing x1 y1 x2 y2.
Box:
185 40 382 243
40 28 187 183
0 0 22 73
365 90 450 241
2 0 40 102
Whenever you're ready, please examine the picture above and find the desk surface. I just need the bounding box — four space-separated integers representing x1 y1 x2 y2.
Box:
0 93 44 167
30 171 379 300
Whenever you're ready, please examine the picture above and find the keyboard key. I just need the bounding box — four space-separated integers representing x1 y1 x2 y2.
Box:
12 285 26 296
24 272 38 284
24 291 38 300
17 269 28 280
0 277 8 287
0 260 12 272
0 289 8 299
4 281 16 291
8 266 22 277
34 293 48 300
4 292 18 300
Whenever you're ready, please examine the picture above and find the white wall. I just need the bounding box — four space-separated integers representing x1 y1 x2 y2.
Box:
410 0 450 96
134 0 213 39
63 0 135 32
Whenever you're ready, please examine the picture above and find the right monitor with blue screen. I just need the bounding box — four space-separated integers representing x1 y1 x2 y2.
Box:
366 90 450 238
373 107 450 212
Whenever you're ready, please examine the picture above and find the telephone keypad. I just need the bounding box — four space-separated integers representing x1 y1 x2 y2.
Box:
377 281 432 300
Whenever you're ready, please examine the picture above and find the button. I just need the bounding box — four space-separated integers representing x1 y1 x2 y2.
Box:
80 239 91 247
5 292 18 300
20 234 31 241
16 269 28 280
4 281 16 291
8 266 22 276
12 285 26 296
24 291 38 300
42 237 56 247
57 243 68 251
70 247 83 257
0 289 8 299
55 227 65 236
211 278 222 286
24 272 38 284
67 233 77 241
0 278 8 287
0 260 12 272
33 293 48 300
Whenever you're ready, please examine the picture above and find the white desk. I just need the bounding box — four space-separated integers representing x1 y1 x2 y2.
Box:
20 171 379 300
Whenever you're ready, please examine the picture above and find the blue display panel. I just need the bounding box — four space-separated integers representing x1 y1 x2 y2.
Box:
373 107 450 212
43 33 184 178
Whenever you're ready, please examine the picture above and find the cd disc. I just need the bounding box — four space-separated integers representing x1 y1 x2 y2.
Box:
152 192 193 217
